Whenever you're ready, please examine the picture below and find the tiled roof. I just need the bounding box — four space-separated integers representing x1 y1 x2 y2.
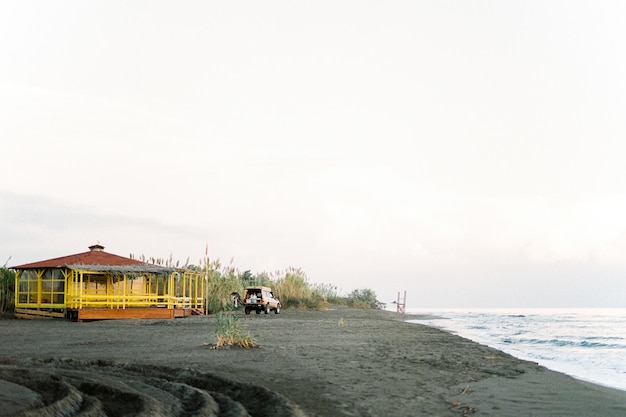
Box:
11 245 150 270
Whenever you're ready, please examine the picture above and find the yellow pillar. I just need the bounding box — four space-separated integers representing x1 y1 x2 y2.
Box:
79 271 83 309
14 270 21 308
107 274 112 308
36 269 44 308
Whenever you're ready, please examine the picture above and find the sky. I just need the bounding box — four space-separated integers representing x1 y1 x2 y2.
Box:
2 1 626 308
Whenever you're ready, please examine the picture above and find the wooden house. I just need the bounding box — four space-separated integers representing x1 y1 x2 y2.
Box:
11 244 206 321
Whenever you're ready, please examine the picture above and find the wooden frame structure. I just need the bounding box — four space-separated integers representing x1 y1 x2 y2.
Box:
11 244 205 321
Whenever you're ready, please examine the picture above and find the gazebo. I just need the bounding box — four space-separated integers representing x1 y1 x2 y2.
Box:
11 244 206 321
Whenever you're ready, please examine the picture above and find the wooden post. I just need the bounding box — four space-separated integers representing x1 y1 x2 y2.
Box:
396 291 406 314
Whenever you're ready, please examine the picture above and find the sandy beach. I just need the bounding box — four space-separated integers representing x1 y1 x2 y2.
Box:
1 306 625 417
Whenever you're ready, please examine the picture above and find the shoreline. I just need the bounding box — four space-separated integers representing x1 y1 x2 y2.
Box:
404 308 626 394
2 307 626 416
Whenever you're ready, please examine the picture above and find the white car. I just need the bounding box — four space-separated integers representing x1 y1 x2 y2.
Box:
243 286 281 315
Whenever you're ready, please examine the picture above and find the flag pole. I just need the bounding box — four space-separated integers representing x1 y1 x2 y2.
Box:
204 243 209 315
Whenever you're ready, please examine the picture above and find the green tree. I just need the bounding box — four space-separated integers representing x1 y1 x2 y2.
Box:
240 270 254 285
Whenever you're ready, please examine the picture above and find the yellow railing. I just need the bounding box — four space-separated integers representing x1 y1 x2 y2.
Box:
65 294 204 309
15 267 206 312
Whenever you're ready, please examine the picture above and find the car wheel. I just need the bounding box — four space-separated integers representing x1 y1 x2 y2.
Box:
244 307 251 315
275 304 280 314
265 304 271 314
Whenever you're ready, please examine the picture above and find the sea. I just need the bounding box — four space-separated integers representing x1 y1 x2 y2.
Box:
405 308 626 392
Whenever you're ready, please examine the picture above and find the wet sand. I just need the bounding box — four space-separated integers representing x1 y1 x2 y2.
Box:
1 306 625 416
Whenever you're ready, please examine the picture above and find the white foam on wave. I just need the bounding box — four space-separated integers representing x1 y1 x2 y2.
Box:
406 308 626 392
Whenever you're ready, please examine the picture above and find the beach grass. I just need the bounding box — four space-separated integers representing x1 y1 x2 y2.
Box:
213 312 258 348
0 264 15 316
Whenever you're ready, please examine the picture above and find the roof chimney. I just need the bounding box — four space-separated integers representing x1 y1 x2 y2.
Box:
89 243 105 252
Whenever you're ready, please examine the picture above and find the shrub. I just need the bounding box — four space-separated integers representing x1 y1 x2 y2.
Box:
273 267 327 310
200 258 247 314
346 288 384 310
311 282 345 305
0 261 15 315
213 312 258 348
134 253 383 313
205 270 243 314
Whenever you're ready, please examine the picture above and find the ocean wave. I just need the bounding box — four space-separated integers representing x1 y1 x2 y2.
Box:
502 337 625 349
412 308 626 391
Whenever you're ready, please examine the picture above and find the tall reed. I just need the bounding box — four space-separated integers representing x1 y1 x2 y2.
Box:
203 259 247 314
273 267 325 309
0 263 15 315
125 253 382 313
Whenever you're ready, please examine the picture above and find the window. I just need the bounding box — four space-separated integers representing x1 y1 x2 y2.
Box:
18 270 38 304
41 269 65 305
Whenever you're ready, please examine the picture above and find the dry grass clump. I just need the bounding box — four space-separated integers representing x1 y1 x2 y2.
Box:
213 312 258 348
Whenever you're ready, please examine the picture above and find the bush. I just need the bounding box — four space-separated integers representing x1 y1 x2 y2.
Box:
213 312 258 348
346 288 384 310
273 267 328 310
134 254 382 313
0 262 15 315
311 282 339 303
205 270 243 314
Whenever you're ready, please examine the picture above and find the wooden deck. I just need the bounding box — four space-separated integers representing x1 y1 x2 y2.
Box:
75 307 201 322
15 307 204 322
15 308 65 320
76 308 172 321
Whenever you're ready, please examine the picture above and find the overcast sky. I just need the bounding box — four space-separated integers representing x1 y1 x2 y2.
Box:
2 1 626 308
